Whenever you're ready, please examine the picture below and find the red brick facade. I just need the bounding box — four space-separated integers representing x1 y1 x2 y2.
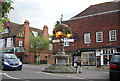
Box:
64 11 120 51
1 20 55 64
53 2 120 53
23 51 55 64
52 2 120 66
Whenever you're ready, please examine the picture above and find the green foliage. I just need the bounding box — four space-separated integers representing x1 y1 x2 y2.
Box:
30 36 50 53
0 0 14 31
0 26 4 32
53 21 72 36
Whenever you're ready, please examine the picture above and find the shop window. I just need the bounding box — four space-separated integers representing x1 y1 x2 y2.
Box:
104 55 107 64
82 52 95 65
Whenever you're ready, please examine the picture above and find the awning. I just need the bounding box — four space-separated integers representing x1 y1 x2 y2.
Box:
2 48 13 53
15 47 25 52
2 47 25 53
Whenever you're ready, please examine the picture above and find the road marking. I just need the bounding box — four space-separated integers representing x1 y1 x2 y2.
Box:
36 72 84 79
1 73 20 79
0 73 6 75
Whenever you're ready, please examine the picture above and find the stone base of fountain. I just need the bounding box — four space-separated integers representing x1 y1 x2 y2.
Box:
43 53 77 73
54 54 69 65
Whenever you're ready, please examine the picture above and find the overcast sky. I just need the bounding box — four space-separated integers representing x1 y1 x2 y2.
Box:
9 0 116 35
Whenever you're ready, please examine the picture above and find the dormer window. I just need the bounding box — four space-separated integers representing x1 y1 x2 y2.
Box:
32 31 38 37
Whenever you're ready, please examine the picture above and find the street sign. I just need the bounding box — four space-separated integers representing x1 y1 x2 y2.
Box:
52 40 60 43
77 57 82 62
64 39 74 42
52 39 74 43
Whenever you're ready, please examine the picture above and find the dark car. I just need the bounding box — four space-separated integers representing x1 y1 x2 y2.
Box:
109 52 120 80
1 53 22 70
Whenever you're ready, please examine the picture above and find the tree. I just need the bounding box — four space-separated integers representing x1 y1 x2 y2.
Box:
0 0 14 32
30 36 50 64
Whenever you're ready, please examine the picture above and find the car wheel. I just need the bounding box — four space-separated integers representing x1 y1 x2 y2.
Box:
18 67 22 70
109 73 113 81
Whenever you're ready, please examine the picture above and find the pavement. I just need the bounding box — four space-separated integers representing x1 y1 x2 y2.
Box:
23 64 109 72
82 66 109 72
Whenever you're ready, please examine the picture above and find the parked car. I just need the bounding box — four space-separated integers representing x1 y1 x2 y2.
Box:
109 52 120 80
1 53 22 70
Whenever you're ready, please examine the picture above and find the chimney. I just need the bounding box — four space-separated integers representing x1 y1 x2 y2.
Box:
24 20 30 53
43 25 49 40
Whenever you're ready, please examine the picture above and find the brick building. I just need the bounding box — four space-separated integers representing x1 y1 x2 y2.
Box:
0 20 54 64
53 1 120 66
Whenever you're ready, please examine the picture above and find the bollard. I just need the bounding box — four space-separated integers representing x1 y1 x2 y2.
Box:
77 66 80 73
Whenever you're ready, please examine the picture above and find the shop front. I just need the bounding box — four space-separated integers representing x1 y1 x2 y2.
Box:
72 50 96 67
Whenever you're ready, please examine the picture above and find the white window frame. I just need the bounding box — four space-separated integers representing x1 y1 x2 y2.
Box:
64 37 69 46
6 37 13 47
96 31 103 42
32 31 38 37
19 40 23 46
109 30 117 41
84 33 91 44
0 39 5 48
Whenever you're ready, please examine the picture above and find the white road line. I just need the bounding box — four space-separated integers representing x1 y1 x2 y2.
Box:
36 72 84 79
0 73 5 75
2 73 20 79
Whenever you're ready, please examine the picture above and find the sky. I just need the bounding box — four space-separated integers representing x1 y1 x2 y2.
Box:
9 0 116 35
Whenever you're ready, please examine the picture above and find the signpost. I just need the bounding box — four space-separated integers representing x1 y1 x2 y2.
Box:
52 39 74 43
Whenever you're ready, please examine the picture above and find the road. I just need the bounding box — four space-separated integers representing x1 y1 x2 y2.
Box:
1 64 110 81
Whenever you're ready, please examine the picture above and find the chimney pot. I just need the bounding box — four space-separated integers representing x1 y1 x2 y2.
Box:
24 20 30 24
44 25 48 29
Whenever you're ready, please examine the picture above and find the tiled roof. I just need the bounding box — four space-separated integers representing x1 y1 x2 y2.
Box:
72 1 120 19
30 27 43 36
2 22 43 38
9 22 24 36
2 22 24 38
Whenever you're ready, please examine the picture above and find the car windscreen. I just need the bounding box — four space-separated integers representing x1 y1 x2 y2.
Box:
4 54 18 59
111 55 120 63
